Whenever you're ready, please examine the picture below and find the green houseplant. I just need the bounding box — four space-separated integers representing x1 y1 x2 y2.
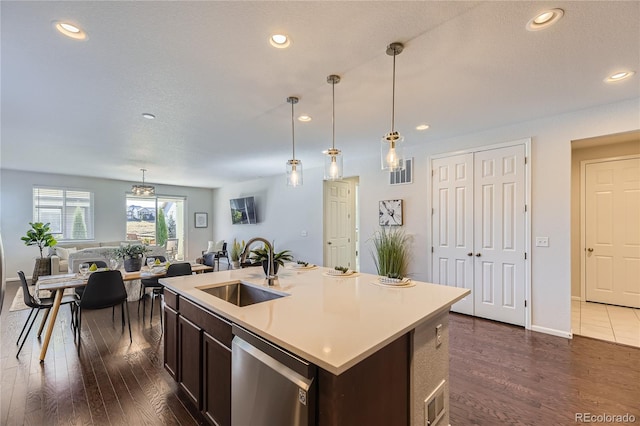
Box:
249 245 293 275
229 239 245 269
113 244 150 272
370 226 410 279
21 222 57 282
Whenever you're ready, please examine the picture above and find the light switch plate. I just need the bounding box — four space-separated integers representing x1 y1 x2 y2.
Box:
535 237 549 247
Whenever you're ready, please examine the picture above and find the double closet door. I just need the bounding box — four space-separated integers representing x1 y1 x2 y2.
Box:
432 144 527 326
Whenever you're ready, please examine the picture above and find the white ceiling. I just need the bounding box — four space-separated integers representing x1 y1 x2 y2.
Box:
2 1 639 188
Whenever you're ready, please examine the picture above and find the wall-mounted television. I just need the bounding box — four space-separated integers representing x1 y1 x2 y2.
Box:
230 196 257 225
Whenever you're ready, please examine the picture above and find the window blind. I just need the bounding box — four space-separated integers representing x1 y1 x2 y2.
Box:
33 187 94 240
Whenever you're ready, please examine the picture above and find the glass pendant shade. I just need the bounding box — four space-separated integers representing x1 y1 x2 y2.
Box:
324 148 343 180
286 159 303 187
381 132 405 172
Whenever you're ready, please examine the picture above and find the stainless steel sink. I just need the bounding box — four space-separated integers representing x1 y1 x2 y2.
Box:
197 281 288 307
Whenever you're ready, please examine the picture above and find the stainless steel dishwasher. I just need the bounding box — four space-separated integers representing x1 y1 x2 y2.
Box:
232 325 316 426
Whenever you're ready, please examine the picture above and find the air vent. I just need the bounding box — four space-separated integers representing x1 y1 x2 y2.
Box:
389 157 413 185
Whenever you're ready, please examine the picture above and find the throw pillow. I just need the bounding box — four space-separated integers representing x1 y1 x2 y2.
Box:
56 247 77 260
206 240 224 253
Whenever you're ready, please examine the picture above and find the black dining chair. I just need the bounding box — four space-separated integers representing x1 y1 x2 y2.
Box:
74 260 107 298
16 271 76 357
75 270 131 343
138 255 167 320
150 262 192 326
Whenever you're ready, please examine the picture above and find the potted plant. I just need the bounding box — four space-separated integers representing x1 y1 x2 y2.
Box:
249 245 293 276
370 226 410 279
113 244 150 272
229 239 245 269
21 222 57 282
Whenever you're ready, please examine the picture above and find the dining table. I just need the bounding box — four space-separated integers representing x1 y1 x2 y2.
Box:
36 263 214 362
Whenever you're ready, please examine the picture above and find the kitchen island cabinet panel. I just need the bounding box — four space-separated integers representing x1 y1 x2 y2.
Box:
317 333 409 426
164 305 179 380
178 315 202 409
203 332 231 426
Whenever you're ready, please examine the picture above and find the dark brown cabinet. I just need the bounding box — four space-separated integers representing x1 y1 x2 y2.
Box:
203 332 231 426
178 315 202 408
164 290 231 426
163 305 178 379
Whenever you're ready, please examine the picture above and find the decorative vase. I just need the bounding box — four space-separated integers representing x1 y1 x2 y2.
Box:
32 257 51 283
262 261 279 276
231 260 240 269
124 257 143 272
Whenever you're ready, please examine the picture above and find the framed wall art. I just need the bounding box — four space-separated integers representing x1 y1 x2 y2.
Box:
194 212 208 228
379 199 403 226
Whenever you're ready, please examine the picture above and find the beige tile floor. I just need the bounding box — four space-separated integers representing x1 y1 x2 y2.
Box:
572 300 640 348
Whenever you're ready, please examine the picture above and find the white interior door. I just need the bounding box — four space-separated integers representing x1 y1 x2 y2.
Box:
473 146 526 326
585 158 640 308
432 153 475 315
324 180 353 269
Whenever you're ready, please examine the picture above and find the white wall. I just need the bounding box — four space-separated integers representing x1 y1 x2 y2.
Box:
0 170 215 279
213 98 640 337
212 167 326 266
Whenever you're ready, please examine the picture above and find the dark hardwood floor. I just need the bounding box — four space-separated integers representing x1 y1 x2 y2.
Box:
2 281 639 425
1 281 204 426
449 313 640 425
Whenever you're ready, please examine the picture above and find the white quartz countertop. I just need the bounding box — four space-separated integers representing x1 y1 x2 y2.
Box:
160 266 469 375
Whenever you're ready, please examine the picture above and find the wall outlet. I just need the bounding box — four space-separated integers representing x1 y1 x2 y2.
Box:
435 324 442 348
425 379 446 426
535 237 549 247
300 230 308 237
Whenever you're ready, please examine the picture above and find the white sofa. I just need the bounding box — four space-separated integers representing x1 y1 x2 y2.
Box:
50 241 167 274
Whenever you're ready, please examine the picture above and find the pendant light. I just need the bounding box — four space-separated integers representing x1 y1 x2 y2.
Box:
131 168 155 196
286 96 303 187
381 42 406 172
324 74 343 180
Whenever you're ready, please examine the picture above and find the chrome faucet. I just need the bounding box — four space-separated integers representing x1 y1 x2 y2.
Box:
240 237 279 286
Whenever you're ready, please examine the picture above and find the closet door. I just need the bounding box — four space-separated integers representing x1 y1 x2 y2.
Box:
432 153 475 315
473 145 526 326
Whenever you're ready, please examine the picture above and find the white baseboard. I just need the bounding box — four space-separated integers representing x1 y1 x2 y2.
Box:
530 325 572 339
571 296 582 301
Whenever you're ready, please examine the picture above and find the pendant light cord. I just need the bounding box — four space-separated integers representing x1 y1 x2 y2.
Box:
332 80 336 149
391 50 396 134
291 101 296 160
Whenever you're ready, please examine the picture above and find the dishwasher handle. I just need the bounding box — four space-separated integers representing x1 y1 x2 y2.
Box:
232 324 316 379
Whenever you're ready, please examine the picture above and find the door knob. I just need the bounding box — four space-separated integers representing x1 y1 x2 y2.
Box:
467 252 473 257
327 242 332 245
476 253 482 257
587 248 593 252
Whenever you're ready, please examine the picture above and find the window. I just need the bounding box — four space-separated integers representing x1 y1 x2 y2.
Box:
33 187 94 240
389 157 413 185
126 195 185 260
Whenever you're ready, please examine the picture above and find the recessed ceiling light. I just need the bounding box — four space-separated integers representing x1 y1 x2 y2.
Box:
297 115 312 122
269 34 290 48
142 113 156 120
416 124 430 131
605 71 635 83
526 9 564 31
53 20 87 40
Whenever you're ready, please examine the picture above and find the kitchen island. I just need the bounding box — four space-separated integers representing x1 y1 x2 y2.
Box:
160 265 468 426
